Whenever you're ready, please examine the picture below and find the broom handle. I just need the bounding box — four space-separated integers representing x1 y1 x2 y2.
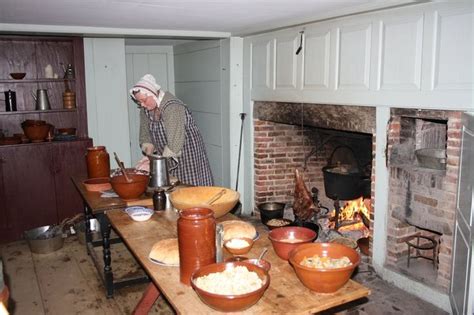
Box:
235 113 246 191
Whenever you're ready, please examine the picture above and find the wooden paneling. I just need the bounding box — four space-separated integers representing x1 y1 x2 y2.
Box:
251 39 273 90
378 14 423 90
337 22 372 90
175 81 221 114
275 33 298 89
303 28 331 90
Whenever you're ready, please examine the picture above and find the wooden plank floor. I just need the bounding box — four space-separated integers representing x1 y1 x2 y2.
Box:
1 236 173 315
1 235 448 315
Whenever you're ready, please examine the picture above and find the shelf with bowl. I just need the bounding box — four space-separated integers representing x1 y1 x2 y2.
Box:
0 108 77 115
0 78 76 84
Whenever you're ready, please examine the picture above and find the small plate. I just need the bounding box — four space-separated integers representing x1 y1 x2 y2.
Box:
149 257 179 267
125 206 154 222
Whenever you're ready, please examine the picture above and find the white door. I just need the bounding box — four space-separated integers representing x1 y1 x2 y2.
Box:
125 46 175 165
450 112 474 315
173 40 230 186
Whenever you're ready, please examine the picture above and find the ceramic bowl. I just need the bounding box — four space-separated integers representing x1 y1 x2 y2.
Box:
21 122 51 142
83 177 112 192
224 237 254 255
190 261 270 312
264 218 293 230
268 226 317 260
110 173 148 200
257 202 285 224
169 186 239 218
10 72 26 80
288 243 360 293
56 127 76 136
125 206 154 222
243 258 271 272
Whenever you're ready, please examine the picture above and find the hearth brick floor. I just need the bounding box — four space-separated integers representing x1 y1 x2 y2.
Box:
1 235 448 314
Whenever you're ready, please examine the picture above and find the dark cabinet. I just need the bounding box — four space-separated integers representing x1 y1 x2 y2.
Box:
0 139 91 242
0 36 91 243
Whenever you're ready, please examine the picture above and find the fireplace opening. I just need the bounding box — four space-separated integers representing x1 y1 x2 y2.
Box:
387 108 462 292
253 102 376 257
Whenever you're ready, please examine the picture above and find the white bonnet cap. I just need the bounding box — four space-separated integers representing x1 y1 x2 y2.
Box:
129 74 161 101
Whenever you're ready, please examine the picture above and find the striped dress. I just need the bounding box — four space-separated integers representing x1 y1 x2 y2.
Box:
144 94 214 186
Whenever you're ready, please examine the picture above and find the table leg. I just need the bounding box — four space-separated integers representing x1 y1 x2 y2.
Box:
132 283 160 315
84 203 93 245
101 218 114 298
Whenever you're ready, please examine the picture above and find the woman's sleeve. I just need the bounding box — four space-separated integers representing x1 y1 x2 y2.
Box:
162 103 186 156
139 109 154 154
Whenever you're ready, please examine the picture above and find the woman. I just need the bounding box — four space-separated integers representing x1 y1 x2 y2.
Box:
130 74 213 186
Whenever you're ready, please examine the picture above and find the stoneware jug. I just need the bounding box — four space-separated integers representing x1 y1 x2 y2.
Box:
32 89 51 110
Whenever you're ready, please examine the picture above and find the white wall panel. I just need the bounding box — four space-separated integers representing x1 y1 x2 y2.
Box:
175 81 221 114
275 34 298 89
338 23 372 90
378 15 423 90
251 39 273 90
174 47 220 82
303 28 330 90
432 9 473 90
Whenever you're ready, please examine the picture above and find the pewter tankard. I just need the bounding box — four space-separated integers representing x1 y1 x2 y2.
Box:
148 154 177 188
32 89 51 110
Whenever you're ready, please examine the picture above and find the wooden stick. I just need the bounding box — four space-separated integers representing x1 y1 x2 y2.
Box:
113 152 131 182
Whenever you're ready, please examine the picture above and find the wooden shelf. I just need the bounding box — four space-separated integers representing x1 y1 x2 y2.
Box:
0 108 77 115
0 78 75 83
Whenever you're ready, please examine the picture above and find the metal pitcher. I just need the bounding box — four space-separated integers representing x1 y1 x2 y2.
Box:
32 89 51 110
148 154 177 188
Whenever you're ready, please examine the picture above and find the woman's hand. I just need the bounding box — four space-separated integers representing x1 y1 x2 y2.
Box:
135 156 150 173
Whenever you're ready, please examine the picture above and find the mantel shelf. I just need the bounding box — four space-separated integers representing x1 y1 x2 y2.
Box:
0 78 76 84
0 108 77 115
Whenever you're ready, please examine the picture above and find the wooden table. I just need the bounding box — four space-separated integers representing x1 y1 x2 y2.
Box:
72 176 154 297
106 208 371 314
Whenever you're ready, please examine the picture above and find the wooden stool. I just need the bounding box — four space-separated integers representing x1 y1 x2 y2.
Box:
406 235 438 269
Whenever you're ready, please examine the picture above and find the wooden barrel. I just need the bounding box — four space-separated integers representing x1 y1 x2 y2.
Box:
63 89 76 109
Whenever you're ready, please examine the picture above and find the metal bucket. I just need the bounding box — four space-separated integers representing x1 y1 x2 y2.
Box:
24 225 64 254
75 219 101 245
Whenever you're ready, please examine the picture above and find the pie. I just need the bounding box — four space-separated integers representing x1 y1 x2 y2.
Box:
221 220 257 241
149 238 179 265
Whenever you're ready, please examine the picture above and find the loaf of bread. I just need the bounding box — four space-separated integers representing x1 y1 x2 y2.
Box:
221 220 257 241
149 238 179 266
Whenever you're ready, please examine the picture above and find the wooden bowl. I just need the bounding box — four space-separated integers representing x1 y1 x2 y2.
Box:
268 226 317 260
288 243 360 293
169 186 239 218
21 123 51 142
224 237 254 255
10 72 26 80
83 177 111 192
190 262 270 312
110 173 148 200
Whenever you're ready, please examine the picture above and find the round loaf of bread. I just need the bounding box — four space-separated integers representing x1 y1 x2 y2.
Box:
149 238 179 266
221 220 257 241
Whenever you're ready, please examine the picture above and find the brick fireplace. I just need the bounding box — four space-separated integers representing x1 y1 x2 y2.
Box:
252 102 462 294
253 102 376 247
386 109 462 291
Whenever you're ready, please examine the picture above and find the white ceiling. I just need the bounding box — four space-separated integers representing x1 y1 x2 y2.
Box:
0 0 420 37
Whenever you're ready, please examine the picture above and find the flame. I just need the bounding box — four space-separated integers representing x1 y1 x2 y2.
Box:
339 197 370 222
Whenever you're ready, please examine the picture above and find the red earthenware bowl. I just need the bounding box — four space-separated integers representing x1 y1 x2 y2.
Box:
288 242 360 293
268 226 317 260
110 173 148 200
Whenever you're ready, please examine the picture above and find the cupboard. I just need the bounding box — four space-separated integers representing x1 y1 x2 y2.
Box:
0 35 91 242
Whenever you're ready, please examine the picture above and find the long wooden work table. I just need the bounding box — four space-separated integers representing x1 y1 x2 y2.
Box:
73 177 370 314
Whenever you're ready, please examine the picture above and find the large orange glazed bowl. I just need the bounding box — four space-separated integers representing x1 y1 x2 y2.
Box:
110 173 148 200
288 242 360 293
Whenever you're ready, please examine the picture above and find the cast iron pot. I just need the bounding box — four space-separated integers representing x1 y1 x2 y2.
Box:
322 145 368 200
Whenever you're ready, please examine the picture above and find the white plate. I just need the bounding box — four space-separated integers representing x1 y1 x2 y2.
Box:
125 206 154 222
149 257 179 267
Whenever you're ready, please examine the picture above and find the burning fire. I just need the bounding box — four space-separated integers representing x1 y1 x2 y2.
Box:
338 197 370 222
329 197 371 234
